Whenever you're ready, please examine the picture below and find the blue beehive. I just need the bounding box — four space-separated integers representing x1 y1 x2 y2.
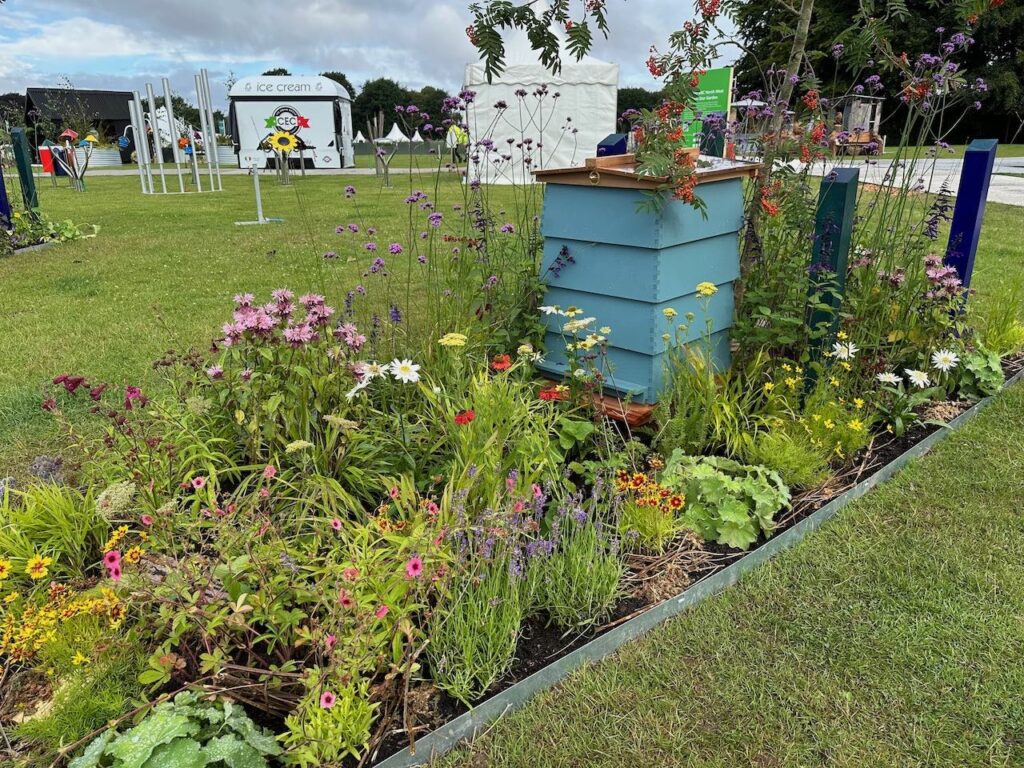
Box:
534 153 759 404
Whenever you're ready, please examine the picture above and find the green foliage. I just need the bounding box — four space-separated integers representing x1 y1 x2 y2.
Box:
662 453 790 551
619 497 682 553
280 672 377 766
69 691 281 768
353 77 411 136
974 277 1024 355
742 429 831 490
0 483 107 582
955 346 1005 400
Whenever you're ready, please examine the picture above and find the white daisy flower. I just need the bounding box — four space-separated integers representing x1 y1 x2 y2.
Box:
832 341 859 361
876 372 902 386
363 361 387 378
390 359 421 384
539 305 563 316
345 380 369 400
904 369 930 388
931 349 959 372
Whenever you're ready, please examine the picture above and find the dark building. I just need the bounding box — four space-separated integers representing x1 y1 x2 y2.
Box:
23 87 133 147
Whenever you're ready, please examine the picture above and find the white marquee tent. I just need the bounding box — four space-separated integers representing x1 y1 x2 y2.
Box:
353 131 368 144
463 32 619 184
384 124 409 142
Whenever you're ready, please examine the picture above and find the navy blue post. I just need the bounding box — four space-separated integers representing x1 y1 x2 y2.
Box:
944 138 997 291
0 167 11 224
808 166 859 352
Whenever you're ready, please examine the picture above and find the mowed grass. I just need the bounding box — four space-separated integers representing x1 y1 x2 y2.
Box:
440 380 1024 768
0 170 509 473
880 142 1024 158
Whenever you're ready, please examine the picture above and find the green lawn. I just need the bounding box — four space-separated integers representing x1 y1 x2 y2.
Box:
440 378 1024 768
880 143 1024 158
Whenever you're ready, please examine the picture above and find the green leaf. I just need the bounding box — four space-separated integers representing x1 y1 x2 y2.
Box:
145 737 207 768
203 735 268 768
107 712 200 768
233 720 283 756
69 729 116 768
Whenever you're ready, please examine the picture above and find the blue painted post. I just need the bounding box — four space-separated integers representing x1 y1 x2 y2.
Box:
0 167 11 225
944 138 997 291
808 166 859 352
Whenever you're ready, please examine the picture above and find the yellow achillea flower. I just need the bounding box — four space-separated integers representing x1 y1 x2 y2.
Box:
663 308 678 319
439 332 468 347
696 282 718 297
25 555 52 580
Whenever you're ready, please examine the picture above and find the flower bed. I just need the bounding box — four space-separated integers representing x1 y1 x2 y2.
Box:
2 6 1022 767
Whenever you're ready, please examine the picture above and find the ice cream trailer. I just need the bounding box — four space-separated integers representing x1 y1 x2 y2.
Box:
228 75 354 169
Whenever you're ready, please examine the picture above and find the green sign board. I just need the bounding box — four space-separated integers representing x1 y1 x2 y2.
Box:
682 66 733 150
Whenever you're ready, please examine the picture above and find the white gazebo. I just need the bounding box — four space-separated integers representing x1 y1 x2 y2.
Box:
384 124 409 142
353 131 368 144
462 30 619 184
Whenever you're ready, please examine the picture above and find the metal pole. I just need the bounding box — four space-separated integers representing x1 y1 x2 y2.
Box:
132 91 155 194
195 74 216 191
128 101 150 194
162 77 186 193
145 83 167 194
201 69 223 191
253 161 265 222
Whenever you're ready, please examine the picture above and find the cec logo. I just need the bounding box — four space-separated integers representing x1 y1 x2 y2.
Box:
274 106 301 134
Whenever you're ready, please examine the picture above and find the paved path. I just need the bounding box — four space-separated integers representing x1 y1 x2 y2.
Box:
800 156 1024 206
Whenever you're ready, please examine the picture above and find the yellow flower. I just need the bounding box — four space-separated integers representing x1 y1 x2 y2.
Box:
285 440 314 454
563 306 582 318
854 397 865 409
439 332 468 347
0 559 11 580
25 554 52 580
516 342 534 355
824 419 835 430
4 592 17 604
829 377 840 387
837 330 848 340
71 651 89 666
268 130 298 153
661 333 671 342
124 546 144 565
841 361 852 371
782 364 792 372
696 282 718 297
599 326 611 334
811 413 822 422
663 308 678 319
794 366 803 375
785 377 798 390
763 382 774 393
848 419 864 431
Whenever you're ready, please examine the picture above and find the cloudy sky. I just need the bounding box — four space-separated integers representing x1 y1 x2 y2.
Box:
0 0 737 107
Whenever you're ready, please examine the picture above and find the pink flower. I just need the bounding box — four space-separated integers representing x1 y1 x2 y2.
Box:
389 487 400 500
532 483 543 498
103 550 121 567
330 518 342 531
342 566 359 581
263 465 277 480
140 515 153 526
320 691 337 709
374 604 390 619
259 488 270 498
108 564 122 581
426 501 439 517
325 634 336 652
191 476 207 490
405 556 423 579
337 588 355 609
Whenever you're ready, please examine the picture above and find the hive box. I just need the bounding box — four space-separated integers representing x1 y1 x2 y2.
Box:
534 154 759 403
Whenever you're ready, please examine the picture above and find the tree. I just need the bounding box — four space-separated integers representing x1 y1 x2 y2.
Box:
353 78 412 137
320 71 357 98
0 92 25 127
408 85 450 123
728 0 1023 142
262 68 291 76
617 87 663 117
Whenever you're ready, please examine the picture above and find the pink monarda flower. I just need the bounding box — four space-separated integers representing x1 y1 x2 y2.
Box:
405 556 423 579
191 476 207 490
331 518 343 531
140 515 154 526
325 634 336 652
342 566 359 581
337 588 355 609
103 550 122 567
259 488 270 499
263 465 277 480
319 691 337 709
206 365 223 380
374 604 390 619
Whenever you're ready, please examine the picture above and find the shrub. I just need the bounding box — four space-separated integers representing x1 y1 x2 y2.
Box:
69 691 281 768
535 484 623 628
661 453 790 550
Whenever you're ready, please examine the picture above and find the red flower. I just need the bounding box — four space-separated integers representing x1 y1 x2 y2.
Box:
538 387 566 402
454 409 476 425
88 383 107 401
490 354 512 371
41 397 57 412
